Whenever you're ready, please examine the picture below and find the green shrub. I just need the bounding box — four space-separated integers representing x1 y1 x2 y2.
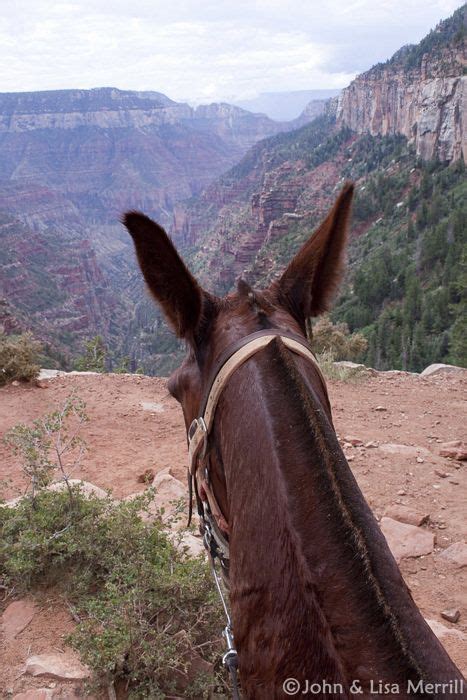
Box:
0 332 41 386
0 486 223 697
3 392 88 500
309 316 368 362
74 335 107 372
2 402 225 697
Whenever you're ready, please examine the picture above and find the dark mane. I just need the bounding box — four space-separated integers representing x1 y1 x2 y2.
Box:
263 338 425 683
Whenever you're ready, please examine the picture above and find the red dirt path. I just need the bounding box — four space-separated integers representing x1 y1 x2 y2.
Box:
0 369 466 695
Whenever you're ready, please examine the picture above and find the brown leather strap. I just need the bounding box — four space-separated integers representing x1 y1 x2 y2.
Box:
188 330 329 536
197 470 230 534
200 329 323 417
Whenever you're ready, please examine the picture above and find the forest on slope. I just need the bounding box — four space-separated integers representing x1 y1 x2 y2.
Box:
333 139 466 370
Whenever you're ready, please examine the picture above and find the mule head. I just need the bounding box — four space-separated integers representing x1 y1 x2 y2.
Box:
123 182 354 424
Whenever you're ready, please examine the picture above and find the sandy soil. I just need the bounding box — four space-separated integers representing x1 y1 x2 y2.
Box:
0 369 466 695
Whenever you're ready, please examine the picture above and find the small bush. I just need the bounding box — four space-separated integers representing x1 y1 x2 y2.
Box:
310 316 368 361
2 402 225 697
74 335 107 372
0 487 223 697
0 332 41 386
317 351 369 383
4 392 88 499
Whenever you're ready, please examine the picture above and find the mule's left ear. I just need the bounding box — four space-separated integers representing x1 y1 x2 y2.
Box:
123 211 211 340
270 182 354 323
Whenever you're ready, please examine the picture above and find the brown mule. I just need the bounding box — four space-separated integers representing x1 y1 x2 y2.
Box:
124 184 465 699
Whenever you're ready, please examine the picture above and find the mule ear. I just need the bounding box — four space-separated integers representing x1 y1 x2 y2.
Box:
123 211 207 339
270 182 354 323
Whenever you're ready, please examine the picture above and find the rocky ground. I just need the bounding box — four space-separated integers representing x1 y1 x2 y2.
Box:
0 366 466 698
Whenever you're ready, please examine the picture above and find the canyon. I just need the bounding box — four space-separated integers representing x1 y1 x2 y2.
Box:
0 88 325 358
170 7 466 374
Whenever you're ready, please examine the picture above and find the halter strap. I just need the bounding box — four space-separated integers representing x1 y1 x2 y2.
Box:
188 330 326 470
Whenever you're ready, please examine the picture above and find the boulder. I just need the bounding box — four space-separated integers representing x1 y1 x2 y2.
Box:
439 447 459 458
152 469 186 506
441 608 461 624
437 542 467 569
439 439 466 460
420 363 466 377
383 504 429 527
129 469 187 526
425 619 466 643
172 650 214 692
37 369 63 381
13 690 54 700
333 361 377 376
37 369 62 380
4 480 109 509
47 479 109 499
440 440 462 450
333 361 366 371
379 443 431 458
2 599 37 640
25 651 90 680
178 532 206 558
380 517 434 564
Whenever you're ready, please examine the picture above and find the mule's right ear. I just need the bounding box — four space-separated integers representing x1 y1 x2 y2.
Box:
269 182 354 324
123 211 210 340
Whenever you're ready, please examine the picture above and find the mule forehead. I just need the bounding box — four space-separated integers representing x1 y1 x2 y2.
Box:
208 292 305 359
167 288 305 418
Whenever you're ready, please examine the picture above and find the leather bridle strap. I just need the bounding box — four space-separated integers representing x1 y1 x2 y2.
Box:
188 332 327 520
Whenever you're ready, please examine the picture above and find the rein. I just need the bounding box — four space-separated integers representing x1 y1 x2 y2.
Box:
185 330 327 699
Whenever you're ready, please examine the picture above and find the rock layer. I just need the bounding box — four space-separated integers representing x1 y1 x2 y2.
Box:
337 29 466 163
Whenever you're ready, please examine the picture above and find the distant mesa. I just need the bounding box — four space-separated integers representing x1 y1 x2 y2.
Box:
232 89 342 121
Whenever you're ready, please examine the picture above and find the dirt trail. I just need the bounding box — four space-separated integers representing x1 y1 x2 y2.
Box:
0 369 466 695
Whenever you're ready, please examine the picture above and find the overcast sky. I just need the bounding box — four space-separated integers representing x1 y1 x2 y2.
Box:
1 0 462 104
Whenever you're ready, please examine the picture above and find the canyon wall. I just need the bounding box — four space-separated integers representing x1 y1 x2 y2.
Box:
0 87 310 360
337 31 466 163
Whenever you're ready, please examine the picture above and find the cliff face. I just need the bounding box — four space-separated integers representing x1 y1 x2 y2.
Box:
161 7 467 373
0 208 120 351
0 88 294 229
172 116 350 297
336 9 466 162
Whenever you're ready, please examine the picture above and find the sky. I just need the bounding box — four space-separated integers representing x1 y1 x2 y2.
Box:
0 0 462 104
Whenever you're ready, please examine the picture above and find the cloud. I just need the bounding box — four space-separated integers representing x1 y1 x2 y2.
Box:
0 0 462 102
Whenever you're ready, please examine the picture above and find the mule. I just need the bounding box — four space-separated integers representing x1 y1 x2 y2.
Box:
123 184 465 699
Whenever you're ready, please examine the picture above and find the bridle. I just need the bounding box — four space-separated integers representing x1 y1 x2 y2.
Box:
187 329 329 536
185 329 329 698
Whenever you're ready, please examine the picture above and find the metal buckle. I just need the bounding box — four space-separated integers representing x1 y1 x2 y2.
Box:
188 417 208 461
188 419 197 441
188 416 207 441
